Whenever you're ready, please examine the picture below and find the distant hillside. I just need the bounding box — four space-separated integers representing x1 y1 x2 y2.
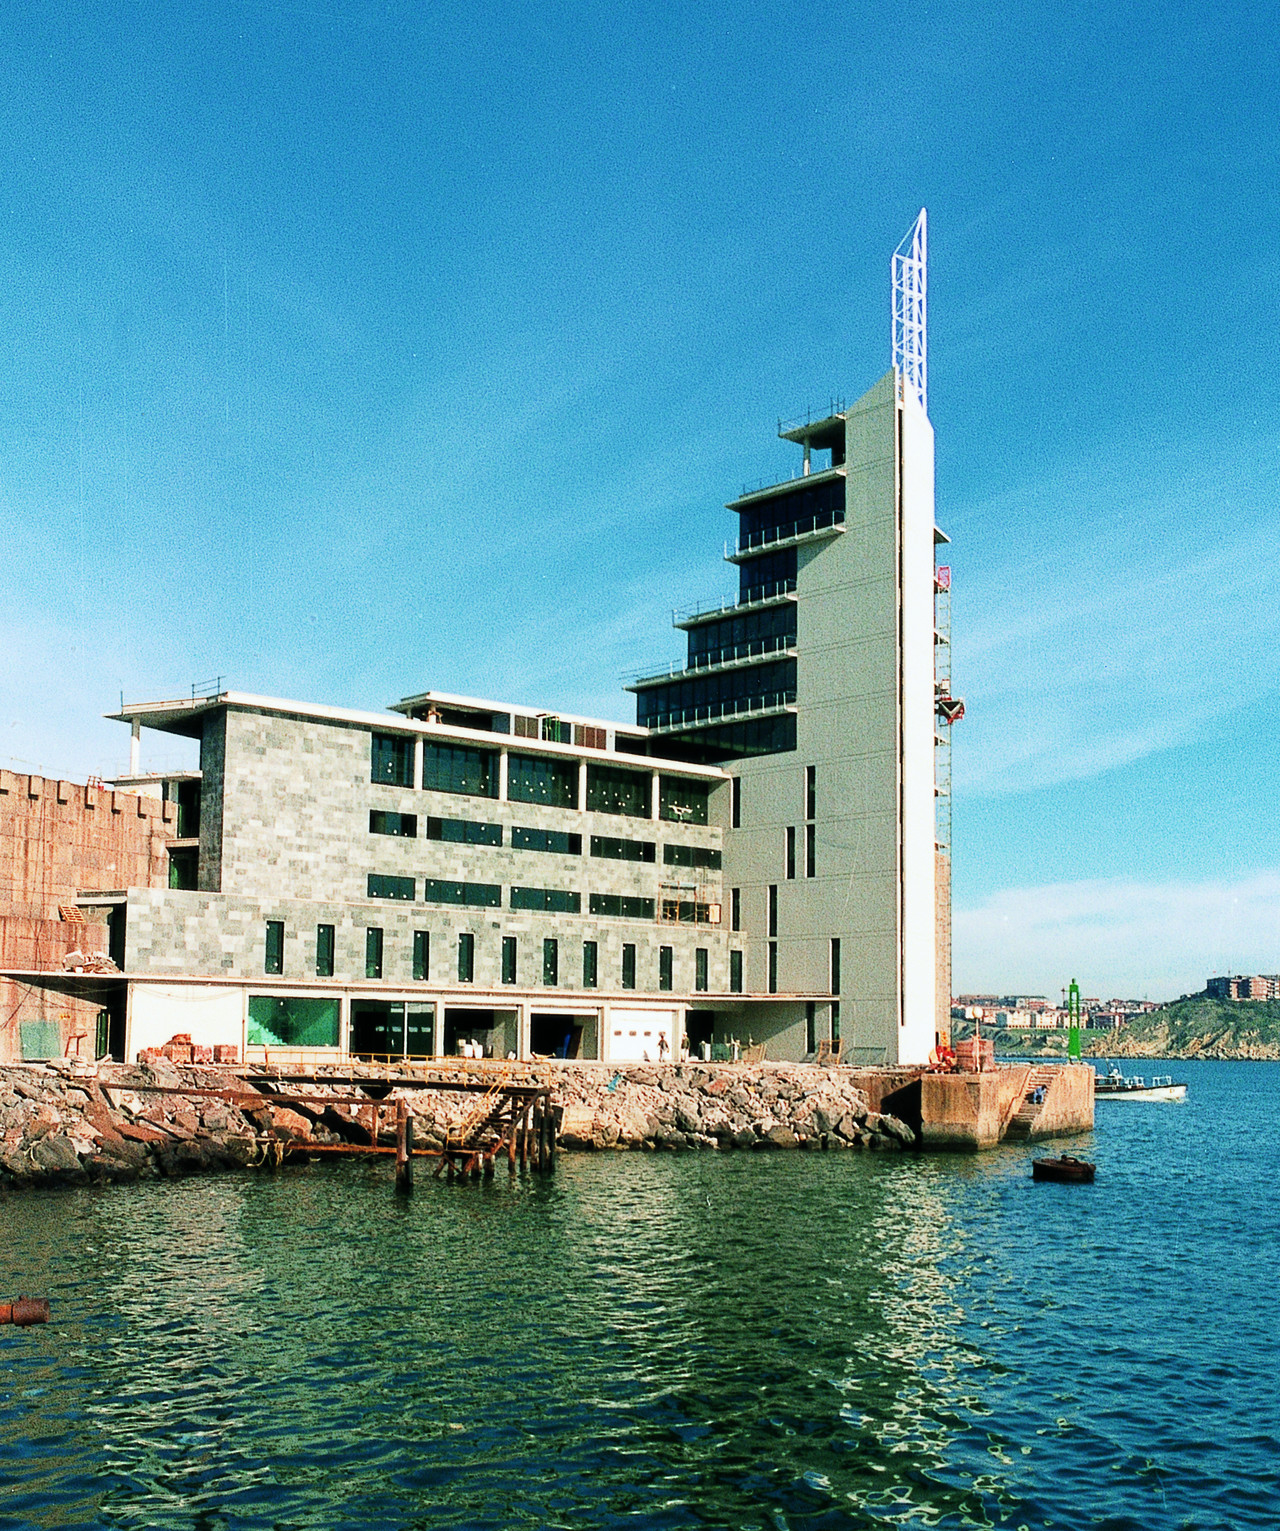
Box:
958 997 1280 1061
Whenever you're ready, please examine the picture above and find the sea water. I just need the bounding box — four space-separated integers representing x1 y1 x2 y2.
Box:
1 1059 1276 1529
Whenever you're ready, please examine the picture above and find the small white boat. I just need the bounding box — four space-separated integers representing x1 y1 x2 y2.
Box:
1094 1066 1187 1102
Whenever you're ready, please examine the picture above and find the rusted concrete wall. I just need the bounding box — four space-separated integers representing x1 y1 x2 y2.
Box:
919 1064 1092 1149
0 772 175 1063
1028 1064 1095 1139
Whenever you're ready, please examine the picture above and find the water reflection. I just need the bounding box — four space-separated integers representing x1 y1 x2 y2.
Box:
3 1069 1279 1530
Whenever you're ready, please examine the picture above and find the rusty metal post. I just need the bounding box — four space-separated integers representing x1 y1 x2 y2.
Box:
395 1099 413 1194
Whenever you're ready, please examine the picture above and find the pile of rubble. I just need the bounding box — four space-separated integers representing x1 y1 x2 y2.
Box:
0 1058 917 1191
546 1062 915 1152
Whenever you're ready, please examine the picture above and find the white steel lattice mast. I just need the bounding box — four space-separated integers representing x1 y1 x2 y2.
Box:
892 209 927 414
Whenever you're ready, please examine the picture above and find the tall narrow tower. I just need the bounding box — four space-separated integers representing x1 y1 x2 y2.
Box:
629 210 949 1065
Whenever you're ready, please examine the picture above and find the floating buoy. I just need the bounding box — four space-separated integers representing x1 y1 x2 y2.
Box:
0 1297 50 1325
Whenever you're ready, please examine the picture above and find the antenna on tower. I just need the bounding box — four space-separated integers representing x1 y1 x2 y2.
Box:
892 209 927 414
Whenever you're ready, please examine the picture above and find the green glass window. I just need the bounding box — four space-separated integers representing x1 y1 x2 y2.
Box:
368 874 414 901
729 950 743 993
621 944 636 990
512 826 582 854
830 1002 840 1043
370 810 417 837
510 887 581 914
264 920 284 975
663 843 721 869
371 733 414 787
458 932 475 983
423 879 502 908
591 835 655 862
695 948 708 993
366 927 383 979
542 938 558 986
248 996 340 1048
508 753 578 808
422 741 497 798
502 936 517 985
658 946 673 991
426 816 502 846
583 940 598 988
659 776 710 825
587 764 650 818
588 894 655 920
316 924 335 978
412 930 429 981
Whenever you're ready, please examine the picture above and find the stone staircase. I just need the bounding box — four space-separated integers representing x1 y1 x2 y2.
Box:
1004 1066 1061 1141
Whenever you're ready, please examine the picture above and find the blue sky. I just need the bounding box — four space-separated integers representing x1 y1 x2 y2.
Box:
1 0 1276 999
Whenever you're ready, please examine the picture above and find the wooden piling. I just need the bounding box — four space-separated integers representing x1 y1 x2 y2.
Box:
395 1099 413 1194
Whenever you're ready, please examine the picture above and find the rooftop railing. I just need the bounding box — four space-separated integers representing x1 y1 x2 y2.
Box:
642 690 797 734
673 581 798 626
732 509 845 557
628 635 797 688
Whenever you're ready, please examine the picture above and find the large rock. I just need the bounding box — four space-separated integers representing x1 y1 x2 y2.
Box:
31 1133 87 1178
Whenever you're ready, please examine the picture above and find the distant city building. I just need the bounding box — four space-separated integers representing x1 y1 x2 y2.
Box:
1206 974 1280 1001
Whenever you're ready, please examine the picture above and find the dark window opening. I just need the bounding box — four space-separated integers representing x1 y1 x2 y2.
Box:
542 938 558 987
174 779 202 839
659 776 710 825
589 893 655 920
264 920 284 975
768 885 778 938
805 765 816 821
729 950 743 993
512 826 582 855
508 753 577 808
663 843 721 869
350 1000 434 1059
458 932 475 983
168 848 198 890
370 810 417 838
422 741 497 798
587 764 650 818
806 822 816 878
806 1002 816 1054
730 887 741 932
786 826 796 880
659 946 673 991
368 873 414 901
316 924 335 979
424 879 502 908
731 777 742 828
426 815 501 846
695 948 708 993
583 941 598 987
510 886 581 914
365 927 383 980
371 733 414 787
831 1002 841 1043
502 936 517 985
768 941 778 994
591 835 655 862
621 944 636 990
413 930 430 981
830 937 841 995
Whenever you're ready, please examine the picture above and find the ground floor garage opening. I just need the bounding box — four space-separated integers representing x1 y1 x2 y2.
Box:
444 1007 518 1059
531 1011 599 1060
349 1000 435 1059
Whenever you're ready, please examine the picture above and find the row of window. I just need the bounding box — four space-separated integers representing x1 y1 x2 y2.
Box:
365 875 716 921
270 919 835 994
265 918 720 992
372 736 712 823
736 475 845 551
369 812 721 867
635 658 797 728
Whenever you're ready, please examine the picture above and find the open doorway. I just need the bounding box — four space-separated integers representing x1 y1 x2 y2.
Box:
444 1007 517 1058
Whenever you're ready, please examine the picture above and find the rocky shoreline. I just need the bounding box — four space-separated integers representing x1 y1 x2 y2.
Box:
0 1060 917 1190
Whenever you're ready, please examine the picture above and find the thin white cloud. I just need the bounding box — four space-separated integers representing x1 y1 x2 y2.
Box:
954 437 1280 797
955 870 1280 1000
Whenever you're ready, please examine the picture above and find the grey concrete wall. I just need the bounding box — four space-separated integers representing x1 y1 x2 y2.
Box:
721 372 913 1065
123 886 733 998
